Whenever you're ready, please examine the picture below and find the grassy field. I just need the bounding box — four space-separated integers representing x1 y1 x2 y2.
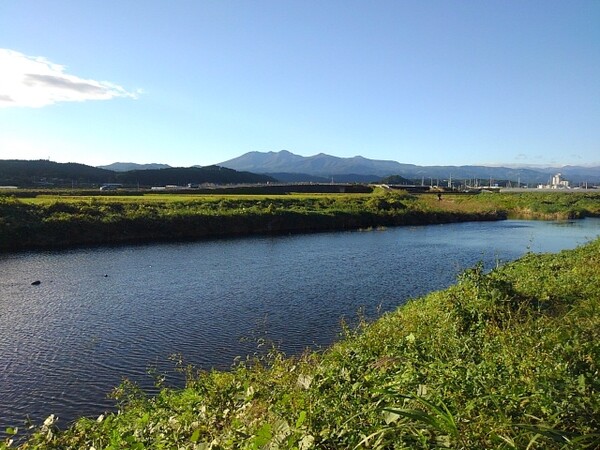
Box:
424 191 600 220
0 190 515 251
2 189 599 251
7 233 599 449
14 189 600 216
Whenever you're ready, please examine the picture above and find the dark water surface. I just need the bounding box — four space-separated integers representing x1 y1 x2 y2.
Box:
1 219 599 431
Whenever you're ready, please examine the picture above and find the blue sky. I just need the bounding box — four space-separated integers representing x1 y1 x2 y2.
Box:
1 1 599 168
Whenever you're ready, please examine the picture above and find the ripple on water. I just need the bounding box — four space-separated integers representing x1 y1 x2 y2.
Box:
0 218 599 432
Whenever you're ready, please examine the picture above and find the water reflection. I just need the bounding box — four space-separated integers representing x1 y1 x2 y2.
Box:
0 218 598 431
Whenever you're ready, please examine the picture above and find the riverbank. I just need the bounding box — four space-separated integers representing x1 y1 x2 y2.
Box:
0 190 501 251
10 233 599 449
1 190 599 251
431 190 600 220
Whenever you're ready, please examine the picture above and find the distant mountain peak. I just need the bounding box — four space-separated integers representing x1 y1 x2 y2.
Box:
219 150 414 180
218 150 600 185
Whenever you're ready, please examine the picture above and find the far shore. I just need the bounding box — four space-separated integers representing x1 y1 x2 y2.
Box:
1 189 598 252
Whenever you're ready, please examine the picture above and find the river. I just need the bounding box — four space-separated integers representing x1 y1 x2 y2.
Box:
0 218 599 432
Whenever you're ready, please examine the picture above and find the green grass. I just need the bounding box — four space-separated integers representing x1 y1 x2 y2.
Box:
424 191 600 220
2 190 599 250
0 190 506 250
7 236 600 449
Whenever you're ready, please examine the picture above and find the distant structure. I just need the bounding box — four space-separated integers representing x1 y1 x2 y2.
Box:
99 183 122 191
538 173 570 189
551 173 570 188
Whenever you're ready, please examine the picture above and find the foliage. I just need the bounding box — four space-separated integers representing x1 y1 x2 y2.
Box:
0 191 508 250
426 191 600 220
0 160 116 186
379 175 413 185
5 235 600 449
2 190 599 250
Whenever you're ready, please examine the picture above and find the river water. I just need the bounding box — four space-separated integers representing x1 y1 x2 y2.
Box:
0 218 599 432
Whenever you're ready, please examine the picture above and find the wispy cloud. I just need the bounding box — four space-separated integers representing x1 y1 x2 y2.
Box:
0 49 139 108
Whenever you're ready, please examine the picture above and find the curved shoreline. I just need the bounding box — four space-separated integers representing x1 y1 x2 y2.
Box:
2 189 599 252
12 234 600 448
1 209 506 252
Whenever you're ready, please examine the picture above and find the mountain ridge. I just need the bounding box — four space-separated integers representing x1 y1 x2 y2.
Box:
3 152 599 187
218 150 600 185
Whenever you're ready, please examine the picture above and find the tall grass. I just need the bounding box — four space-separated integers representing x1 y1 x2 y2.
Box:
426 191 600 220
0 191 508 250
7 236 599 449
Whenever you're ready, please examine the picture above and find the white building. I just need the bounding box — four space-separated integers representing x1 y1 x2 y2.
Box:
537 173 570 190
551 173 569 189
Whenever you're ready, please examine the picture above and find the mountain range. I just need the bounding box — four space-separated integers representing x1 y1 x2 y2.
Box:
217 150 600 185
4 152 599 188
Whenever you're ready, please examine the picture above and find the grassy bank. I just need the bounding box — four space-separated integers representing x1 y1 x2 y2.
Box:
0 190 505 251
7 236 599 449
1 190 599 251
423 191 600 220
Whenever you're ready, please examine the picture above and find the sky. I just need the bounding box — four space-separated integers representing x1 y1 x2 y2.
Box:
1 1 599 168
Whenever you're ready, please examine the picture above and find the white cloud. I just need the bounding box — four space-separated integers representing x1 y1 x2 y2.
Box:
0 49 139 108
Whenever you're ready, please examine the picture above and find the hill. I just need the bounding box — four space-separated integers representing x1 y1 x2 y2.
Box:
219 150 600 185
0 159 116 187
114 166 275 186
0 160 275 188
6 157 600 188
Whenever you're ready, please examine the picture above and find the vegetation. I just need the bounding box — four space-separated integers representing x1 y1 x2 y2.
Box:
0 160 115 186
379 175 413 185
0 190 510 251
430 191 600 220
5 232 599 449
1 190 599 251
